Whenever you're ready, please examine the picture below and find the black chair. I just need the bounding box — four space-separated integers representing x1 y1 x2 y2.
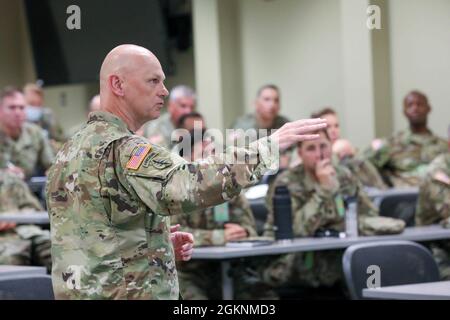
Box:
0 274 54 300
248 197 268 235
372 189 419 227
342 240 440 299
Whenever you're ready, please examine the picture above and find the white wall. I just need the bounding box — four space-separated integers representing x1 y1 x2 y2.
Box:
389 0 450 139
239 0 344 124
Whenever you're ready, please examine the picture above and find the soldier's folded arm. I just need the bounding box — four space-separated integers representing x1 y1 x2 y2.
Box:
119 136 277 216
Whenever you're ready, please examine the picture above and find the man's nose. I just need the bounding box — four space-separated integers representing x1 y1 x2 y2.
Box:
160 85 169 97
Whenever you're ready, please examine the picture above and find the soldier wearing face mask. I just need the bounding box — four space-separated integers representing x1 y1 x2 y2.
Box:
23 83 66 145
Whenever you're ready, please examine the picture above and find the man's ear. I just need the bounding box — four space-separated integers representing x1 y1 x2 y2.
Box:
109 75 124 97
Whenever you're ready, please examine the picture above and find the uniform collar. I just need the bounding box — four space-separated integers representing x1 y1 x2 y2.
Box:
87 111 132 133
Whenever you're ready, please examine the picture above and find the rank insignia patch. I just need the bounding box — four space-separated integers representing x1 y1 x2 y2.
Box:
126 144 152 170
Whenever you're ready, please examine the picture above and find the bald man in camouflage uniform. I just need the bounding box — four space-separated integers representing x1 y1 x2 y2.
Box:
416 132 450 279
46 44 327 299
365 91 447 187
0 167 51 270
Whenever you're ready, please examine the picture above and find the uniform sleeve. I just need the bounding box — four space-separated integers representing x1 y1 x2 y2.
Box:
416 178 436 226
119 136 277 216
355 183 379 218
364 138 391 170
416 175 450 226
4 173 43 211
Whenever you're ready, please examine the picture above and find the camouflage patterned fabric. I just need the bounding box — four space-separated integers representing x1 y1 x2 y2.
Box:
0 170 51 270
364 129 447 187
141 112 175 150
0 171 43 212
46 111 277 300
262 163 379 288
416 152 450 280
0 122 54 178
231 113 292 168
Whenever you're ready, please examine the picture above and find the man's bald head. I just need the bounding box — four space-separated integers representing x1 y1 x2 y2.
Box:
99 44 169 131
100 45 157 87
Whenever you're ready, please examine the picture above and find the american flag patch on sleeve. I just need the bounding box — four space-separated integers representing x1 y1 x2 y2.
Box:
126 144 152 170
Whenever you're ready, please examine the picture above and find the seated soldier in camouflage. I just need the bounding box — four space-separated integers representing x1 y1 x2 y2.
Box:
364 91 447 187
173 129 277 299
263 128 381 292
0 87 55 179
0 159 52 271
23 83 66 147
312 107 387 190
416 127 450 279
231 85 292 169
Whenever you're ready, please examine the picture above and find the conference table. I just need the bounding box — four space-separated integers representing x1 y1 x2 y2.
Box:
191 225 450 300
363 281 450 300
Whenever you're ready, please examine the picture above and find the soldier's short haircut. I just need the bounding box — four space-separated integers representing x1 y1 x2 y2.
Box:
403 90 429 106
256 84 280 98
311 107 336 119
297 128 330 148
169 85 196 102
177 111 204 129
0 86 22 106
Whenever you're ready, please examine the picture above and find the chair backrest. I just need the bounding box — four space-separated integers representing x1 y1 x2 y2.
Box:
371 189 418 227
248 198 268 235
0 274 54 300
342 240 440 300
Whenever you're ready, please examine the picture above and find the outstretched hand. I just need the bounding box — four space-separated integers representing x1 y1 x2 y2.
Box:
271 118 328 151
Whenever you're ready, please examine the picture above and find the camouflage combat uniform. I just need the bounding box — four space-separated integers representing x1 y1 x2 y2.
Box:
46 111 276 300
416 152 450 279
338 154 388 190
141 112 175 150
29 107 66 143
364 129 447 187
262 164 379 288
0 170 51 270
0 122 54 178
